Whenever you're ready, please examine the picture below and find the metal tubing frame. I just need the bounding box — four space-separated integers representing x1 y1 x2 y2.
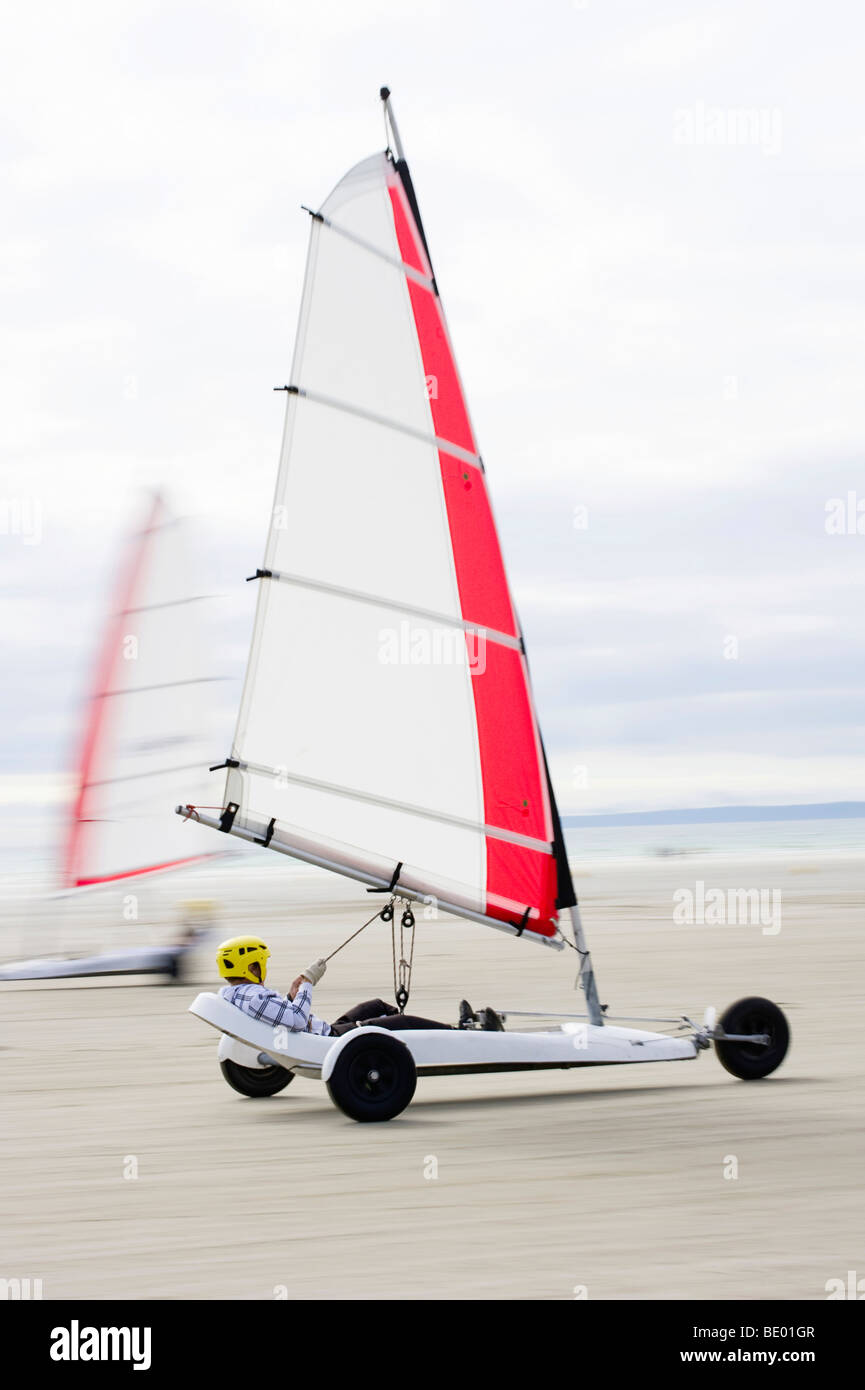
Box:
175 806 564 950
569 904 603 1026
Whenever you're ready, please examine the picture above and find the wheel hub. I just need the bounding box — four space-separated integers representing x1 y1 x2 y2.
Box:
347 1048 398 1099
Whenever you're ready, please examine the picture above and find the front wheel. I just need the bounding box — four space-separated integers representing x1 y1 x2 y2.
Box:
220 1058 296 1097
326 1032 416 1122
714 996 790 1079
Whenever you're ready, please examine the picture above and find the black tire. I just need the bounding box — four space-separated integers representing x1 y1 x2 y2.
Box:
220 1058 296 1097
326 1031 416 1122
715 996 790 1080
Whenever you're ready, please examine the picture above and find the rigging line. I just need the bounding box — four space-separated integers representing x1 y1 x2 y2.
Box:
558 929 594 966
404 906 416 1009
234 759 554 855
96 677 229 698
501 1009 688 1025
323 904 389 963
259 567 522 652
285 385 483 471
391 902 415 1012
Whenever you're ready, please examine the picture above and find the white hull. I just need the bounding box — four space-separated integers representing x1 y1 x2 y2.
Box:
0 948 185 981
191 992 698 1079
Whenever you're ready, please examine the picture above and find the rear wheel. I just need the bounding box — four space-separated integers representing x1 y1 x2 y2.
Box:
714 996 790 1079
326 1032 416 1122
220 1058 296 1097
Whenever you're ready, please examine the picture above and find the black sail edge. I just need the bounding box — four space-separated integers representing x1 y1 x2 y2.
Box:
394 158 438 291
540 737 577 912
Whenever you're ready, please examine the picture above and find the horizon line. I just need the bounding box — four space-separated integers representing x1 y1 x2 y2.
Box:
561 801 865 827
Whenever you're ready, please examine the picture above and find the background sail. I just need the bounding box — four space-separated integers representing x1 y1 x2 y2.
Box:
64 494 223 888
224 152 567 941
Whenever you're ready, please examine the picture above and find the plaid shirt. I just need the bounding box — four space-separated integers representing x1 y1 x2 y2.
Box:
220 979 332 1036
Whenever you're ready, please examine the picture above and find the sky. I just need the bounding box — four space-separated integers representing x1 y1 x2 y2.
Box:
2 0 864 834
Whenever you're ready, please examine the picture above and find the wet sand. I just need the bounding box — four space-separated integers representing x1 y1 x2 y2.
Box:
2 854 862 1300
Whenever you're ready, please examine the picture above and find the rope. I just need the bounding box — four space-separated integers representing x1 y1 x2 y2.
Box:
181 805 406 983
325 897 417 1010
391 898 416 1012
558 927 591 970
323 904 390 963
181 809 397 974
183 804 418 997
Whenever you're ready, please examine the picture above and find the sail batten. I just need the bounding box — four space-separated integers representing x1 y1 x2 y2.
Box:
126 597 215 615
98 677 225 698
316 212 436 288
254 567 522 651
222 756 555 854
286 385 484 468
85 761 212 790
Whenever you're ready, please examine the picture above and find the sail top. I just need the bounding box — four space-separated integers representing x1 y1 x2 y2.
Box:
205 113 574 945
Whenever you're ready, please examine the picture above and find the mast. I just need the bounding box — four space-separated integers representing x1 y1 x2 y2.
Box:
380 87 406 162
539 734 603 1023
570 905 602 1026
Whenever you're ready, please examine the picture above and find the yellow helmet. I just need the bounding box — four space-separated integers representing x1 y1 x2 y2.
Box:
216 936 270 983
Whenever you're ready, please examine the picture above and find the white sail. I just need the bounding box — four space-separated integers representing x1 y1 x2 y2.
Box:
183 100 581 952
65 494 224 888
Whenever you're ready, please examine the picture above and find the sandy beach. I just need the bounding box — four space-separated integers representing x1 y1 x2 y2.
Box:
2 851 862 1301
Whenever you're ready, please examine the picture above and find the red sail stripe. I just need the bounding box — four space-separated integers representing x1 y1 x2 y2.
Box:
387 180 557 936
63 494 163 889
75 854 208 888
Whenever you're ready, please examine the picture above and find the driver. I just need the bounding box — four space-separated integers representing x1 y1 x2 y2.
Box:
215 935 505 1034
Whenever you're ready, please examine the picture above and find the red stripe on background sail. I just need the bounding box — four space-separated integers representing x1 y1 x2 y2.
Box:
63 495 163 889
76 854 208 887
388 180 557 936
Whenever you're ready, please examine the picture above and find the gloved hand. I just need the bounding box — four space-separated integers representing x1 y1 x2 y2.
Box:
302 958 327 986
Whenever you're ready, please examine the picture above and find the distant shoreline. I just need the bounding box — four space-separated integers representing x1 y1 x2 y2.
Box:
561 802 865 828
